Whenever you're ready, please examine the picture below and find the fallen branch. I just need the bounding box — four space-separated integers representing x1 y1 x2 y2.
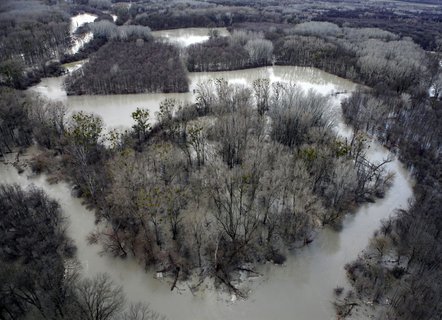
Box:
335 301 359 318
215 269 247 299
235 267 262 276
170 267 180 291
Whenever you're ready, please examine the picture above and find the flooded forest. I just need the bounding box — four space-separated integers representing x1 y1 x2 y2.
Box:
0 1 441 320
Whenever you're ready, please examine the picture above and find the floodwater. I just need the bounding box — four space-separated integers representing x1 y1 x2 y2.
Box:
70 14 226 55
70 13 97 54
70 13 97 34
152 27 229 47
6 28 415 320
29 65 356 131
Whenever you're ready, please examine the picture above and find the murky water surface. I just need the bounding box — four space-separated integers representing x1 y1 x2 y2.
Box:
152 27 229 47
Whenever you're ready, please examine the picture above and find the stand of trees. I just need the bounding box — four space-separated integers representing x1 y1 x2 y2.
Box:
274 33 357 81
185 21 431 95
274 22 431 94
0 183 165 320
0 88 34 157
186 30 273 71
314 7 442 51
0 0 70 89
65 40 188 95
127 4 262 30
89 20 153 42
0 184 76 319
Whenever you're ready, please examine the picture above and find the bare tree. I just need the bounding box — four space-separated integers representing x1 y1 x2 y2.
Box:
74 274 125 320
270 84 333 147
253 78 270 116
121 303 167 320
245 39 274 66
431 73 442 100
187 123 207 167
206 164 262 261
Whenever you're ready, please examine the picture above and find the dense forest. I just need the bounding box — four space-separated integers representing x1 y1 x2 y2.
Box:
0 88 34 156
186 30 273 71
105 0 442 50
65 40 188 95
64 20 189 95
1 0 441 319
0 0 70 88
